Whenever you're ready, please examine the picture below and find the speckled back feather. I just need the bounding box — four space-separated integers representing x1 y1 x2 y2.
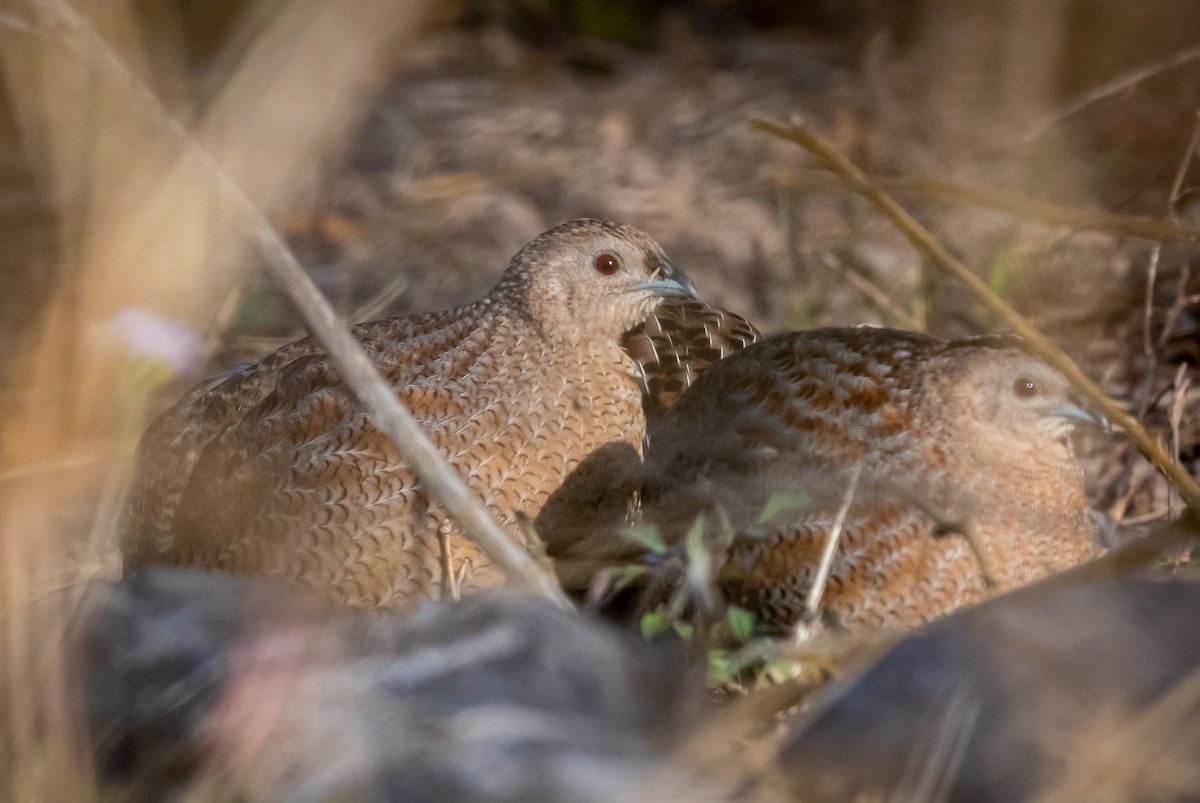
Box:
621 297 763 423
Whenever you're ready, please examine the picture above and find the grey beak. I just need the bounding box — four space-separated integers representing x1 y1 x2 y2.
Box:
1049 401 1112 433
632 262 698 299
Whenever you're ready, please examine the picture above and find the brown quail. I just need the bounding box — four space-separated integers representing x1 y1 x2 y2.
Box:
538 297 763 589
642 327 1103 635
122 219 697 609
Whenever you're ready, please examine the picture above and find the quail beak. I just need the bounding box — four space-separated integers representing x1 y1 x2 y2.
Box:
632 262 698 299
1048 399 1112 432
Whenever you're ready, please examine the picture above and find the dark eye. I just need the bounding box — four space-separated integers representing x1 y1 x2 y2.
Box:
594 253 620 275
1013 377 1038 398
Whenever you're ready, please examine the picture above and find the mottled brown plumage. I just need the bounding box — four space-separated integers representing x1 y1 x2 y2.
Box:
643 327 1102 635
123 219 697 609
621 297 763 423
538 298 763 588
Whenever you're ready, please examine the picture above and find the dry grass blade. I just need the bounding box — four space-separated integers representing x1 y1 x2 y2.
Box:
839 267 923 329
752 112 1200 512
896 175 1200 244
1023 41 1200 143
795 461 863 643
781 169 1200 245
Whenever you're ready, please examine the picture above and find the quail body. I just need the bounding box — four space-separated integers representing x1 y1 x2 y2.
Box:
537 297 764 585
123 219 697 609
643 327 1102 634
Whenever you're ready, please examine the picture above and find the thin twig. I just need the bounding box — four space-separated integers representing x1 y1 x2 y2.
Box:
891 686 981 803
958 520 1000 590
436 514 460 602
1023 41 1200 143
776 170 1200 245
796 461 863 644
1143 246 1161 363
753 112 1200 512
1152 113 1200 359
350 273 410 322
1168 112 1200 207
1168 363 1190 520
1155 112 1200 352
1158 264 1194 355
1139 111 1200 419
29 0 569 605
1135 119 1194 412
838 262 923 330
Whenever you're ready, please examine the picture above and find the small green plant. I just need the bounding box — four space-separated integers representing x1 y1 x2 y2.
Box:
618 501 817 692
623 522 669 554
756 492 811 526
985 248 1015 329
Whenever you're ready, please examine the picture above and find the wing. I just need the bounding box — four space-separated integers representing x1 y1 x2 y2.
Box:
642 329 935 519
122 337 326 559
720 498 986 635
621 296 763 424
121 309 485 571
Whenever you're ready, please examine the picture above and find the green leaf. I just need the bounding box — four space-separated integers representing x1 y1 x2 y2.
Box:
707 651 735 685
684 514 711 584
605 564 647 594
988 250 1012 301
683 513 707 559
640 610 667 637
757 492 811 525
726 605 756 641
623 524 668 554
762 659 797 683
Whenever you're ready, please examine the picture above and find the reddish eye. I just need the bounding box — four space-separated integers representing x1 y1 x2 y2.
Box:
1013 377 1038 398
594 253 620 275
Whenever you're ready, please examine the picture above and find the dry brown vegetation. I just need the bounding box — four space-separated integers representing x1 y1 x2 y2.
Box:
4 0 1200 799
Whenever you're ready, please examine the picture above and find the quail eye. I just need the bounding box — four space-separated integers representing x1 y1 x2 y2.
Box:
594 253 621 275
1013 377 1038 398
